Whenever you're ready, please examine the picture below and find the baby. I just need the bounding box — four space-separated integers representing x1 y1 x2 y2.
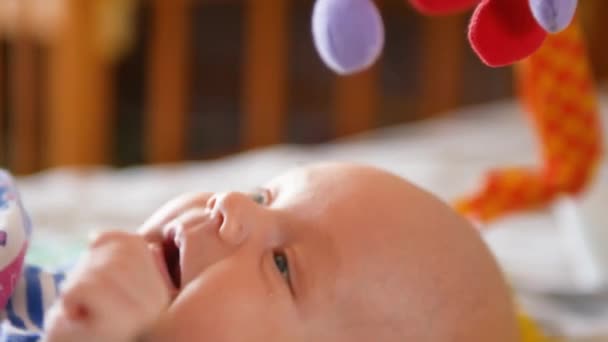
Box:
5 163 521 341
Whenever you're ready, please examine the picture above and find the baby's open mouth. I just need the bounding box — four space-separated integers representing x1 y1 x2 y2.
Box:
162 231 182 290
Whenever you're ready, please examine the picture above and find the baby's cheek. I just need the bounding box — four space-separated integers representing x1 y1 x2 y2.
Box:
153 268 297 341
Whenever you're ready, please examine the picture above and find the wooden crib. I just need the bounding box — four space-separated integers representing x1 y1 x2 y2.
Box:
0 0 606 175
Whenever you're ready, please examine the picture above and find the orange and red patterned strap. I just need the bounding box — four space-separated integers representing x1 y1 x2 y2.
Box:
454 17 603 223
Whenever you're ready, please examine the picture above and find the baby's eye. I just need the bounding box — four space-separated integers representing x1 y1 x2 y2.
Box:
273 251 292 285
250 188 271 205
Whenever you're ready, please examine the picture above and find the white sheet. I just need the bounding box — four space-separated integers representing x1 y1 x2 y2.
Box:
15 95 608 340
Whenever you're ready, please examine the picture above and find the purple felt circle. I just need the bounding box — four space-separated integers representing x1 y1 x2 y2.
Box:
529 0 578 33
312 0 385 75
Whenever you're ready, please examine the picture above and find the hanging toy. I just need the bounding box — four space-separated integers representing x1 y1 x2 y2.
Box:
310 0 579 72
311 0 384 75
310 0 602 222
529 0 578 33
410 0 576 66
407 0 580 66
468 0 547 67
400 1 601 223
455 16 603 222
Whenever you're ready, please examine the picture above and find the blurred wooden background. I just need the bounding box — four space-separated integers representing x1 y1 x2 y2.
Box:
0 0 606 175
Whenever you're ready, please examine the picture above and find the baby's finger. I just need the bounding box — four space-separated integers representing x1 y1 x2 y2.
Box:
59 275 144 337
45 300 133 342
164 207 214 235
60 275 110 318
139 192 213 240
102 244 171 312
81 232 170 307
44 303 91 342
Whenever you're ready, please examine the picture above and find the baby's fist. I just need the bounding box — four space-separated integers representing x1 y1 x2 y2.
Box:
44 231 172 342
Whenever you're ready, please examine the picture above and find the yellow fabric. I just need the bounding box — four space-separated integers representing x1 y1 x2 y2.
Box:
519 313 556 342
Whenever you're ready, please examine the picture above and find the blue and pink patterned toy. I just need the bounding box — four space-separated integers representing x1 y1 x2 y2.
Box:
0 170 31 310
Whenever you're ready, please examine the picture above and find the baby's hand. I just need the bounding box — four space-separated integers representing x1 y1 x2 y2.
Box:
44 231 172 342
139 192 213 241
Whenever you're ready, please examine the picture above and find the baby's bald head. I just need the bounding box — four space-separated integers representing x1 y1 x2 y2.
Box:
144 162 520 342
283 163 520 341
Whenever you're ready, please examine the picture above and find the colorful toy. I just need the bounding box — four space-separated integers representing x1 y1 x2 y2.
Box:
311 0 579 69
529 0 578 33
455 16 603 222
0 170 66 338
414 0 579 66
312 0 603 224
312 0 384 74
0 170 31 309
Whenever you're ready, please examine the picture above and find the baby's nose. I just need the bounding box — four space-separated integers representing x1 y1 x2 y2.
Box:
206 191 266 246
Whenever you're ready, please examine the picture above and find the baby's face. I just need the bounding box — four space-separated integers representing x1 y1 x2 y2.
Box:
141 163 519 341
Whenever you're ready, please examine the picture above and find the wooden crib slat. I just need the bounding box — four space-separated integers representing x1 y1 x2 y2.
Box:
46 0 112 167
10 2 38 174
333 66 379 137
145 0 190 163
582 0 608 80
241 0 288 149
417 15 466 117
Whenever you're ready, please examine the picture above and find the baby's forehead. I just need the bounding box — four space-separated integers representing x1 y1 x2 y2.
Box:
262 167 447 309
265 164 396 194
262 165 427 231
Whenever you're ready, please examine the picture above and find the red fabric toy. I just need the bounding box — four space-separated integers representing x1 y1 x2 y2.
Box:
412 0 550 67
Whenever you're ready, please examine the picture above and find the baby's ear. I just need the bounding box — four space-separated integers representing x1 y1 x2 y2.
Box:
312 0 384 75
